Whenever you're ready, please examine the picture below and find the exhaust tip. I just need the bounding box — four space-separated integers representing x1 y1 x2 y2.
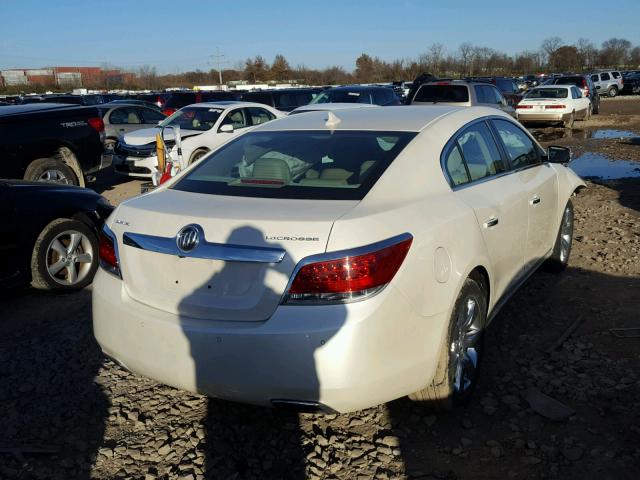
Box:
271 399 336 414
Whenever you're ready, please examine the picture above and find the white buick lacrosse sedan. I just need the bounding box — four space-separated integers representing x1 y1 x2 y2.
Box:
93 106 584 413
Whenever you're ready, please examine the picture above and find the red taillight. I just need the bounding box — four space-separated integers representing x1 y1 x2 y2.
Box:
545 105 566 109
285 235 413 304
156 95 166 107
99 230 120 277
162 107 176 116
516 104 533 109
88 117 104 133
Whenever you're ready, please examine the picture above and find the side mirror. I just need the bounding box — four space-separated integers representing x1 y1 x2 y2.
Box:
548 145 571 164
219 124 234 133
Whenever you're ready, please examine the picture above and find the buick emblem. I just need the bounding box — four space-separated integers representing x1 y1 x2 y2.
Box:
176 225 200 253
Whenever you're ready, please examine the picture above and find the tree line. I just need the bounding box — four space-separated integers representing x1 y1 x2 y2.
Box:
3 37 639 94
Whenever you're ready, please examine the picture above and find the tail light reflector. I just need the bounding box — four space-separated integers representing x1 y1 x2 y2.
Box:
99 226 121 278
545 105 566 109
88 117 105 133
283 234 412 304
162 107 176 116
516 104 533 109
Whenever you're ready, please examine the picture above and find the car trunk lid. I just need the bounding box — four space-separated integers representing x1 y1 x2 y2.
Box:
113 189 358 321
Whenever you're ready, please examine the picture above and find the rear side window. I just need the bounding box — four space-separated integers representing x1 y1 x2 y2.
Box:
109 107 142 124
414 85 469 103
456 123 505 181
591 75 598 82
172 130 416 200
612 72 620 79
601 73 610 81
138 107 165 123
493 119 539 169
246 107 275 125
444 145 470 186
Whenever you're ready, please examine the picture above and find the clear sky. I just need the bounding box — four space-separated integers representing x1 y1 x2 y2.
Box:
1 0 639 73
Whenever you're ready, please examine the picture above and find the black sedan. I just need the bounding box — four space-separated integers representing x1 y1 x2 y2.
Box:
0 180 113 291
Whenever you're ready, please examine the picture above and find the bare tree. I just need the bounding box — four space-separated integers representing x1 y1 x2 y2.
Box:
576 38 598 70
540 37 564 69
458 42 474 77
600 38 632 67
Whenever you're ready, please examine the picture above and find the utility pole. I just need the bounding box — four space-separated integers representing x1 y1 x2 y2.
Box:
211 47 229 87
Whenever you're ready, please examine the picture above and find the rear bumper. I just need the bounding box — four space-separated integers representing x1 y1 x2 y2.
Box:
517 112 571 123
92 269 448 413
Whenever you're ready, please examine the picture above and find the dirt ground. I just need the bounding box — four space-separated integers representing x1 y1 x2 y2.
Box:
0 98 639 480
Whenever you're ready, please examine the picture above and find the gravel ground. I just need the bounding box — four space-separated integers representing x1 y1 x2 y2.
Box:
1 98 639 480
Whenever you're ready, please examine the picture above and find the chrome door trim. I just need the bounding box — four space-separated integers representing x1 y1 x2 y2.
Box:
122 229 286 263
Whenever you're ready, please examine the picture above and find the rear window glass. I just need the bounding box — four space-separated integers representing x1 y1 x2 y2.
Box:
526 88 568 99
243 92 273 106
172 130 416 200
612 72 620 79
413 85 469 103
554 77 584 87
310 90 373 104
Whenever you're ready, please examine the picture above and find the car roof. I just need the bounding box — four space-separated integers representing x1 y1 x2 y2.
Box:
0 103 80 116
534 85 572 89
253 105 493 132
325 85 394 91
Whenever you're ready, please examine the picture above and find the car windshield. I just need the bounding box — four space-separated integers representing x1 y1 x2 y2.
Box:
159 107 223 131
310 90 370 104
413 85 469 103
526 88 568 99
172 130 415 200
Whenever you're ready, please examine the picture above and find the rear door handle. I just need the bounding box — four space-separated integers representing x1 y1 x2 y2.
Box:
530 195 541 205
483 217 499 228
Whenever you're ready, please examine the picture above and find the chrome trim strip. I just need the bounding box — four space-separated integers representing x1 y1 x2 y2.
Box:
122 227 286 263
280 232 413 305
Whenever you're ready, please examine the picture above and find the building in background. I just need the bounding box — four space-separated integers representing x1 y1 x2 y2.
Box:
0 66 131 89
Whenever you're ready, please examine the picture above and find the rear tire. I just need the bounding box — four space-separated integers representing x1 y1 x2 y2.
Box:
564 112 575 129
408 273 487 410
608 86 618 98
24 157 78 186
543 200 574 273
31 219 99 291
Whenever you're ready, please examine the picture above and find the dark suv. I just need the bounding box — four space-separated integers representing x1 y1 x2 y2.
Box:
161 91 238 116
241 88 323 112
546 75 600 114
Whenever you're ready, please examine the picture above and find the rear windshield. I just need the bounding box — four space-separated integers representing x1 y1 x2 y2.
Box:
310 90 371 104
526 88 568 99
413 85 469 103
160 107 223 131
172 130 416 200
554 77 585 87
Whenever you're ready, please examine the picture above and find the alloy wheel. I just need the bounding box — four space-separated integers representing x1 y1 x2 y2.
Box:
45 230 94 286
559 204 573 263
450 297 483 395
39 169 72 184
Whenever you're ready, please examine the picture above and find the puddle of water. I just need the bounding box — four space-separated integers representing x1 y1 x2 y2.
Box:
590 129 639 139
531 128 639 142
568 153 640 180
531 129 588 142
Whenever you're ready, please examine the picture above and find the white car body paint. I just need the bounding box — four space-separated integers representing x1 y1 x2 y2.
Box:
93 106 585 412
114 101 284 178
